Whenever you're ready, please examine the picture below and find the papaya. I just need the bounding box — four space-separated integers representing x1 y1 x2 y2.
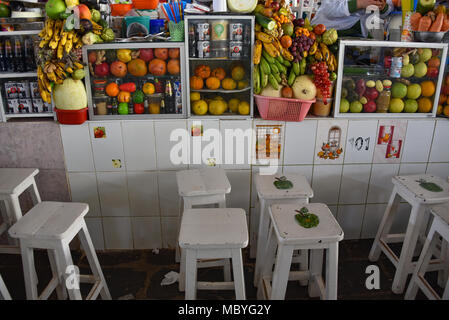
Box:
429 12 445 32
410 12 422 31
442 17 449 32
417 16 432 31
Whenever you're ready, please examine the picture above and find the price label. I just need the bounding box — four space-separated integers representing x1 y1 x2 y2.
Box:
348 137 370 152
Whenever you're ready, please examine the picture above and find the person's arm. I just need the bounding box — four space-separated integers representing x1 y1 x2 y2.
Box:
379 0 394 17
318 0 354 18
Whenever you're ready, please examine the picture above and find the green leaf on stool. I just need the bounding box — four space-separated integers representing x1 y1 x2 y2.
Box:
273 176 293 189
295 207 319 228
416 179 443 192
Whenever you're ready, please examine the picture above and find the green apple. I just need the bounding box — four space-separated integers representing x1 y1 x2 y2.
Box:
389 98 405 113
404 99 418 113
419 48 432 62
392 82 407 99
349 100 363 113
118 102 129 115
401 64 414 78
407 84 422 99
414 62 427 78
340 98 350 113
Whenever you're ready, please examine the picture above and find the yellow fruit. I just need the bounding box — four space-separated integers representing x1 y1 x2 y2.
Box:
444 105 449 117
213 95 224 100
149 102 160 114
143 82 155 95
190 92 201 101
192 100 208 115
209 99 227 115
418 97 433 113
437 104 443 115
420 81 436 97
222 78 237 90
238 80 248 89
231 66 245 81
238 101 250 115
228 98 240 113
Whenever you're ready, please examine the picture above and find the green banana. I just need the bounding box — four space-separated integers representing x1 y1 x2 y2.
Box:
274 60 286 74
262 49 276 64
268 74 279 90
288 69 296 87
300 59 307 75
260 56 271 75
270 62 279 74
273 72 282 83
260 66 268 88
293 61 300 75
254 64 261 94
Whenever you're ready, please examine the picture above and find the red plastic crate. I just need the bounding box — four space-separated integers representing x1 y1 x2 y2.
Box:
254 95 315 122
55 107 88 125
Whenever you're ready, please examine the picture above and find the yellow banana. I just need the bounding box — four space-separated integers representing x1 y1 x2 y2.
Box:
47 72 57 82
73 62 84 69
280 47 294 61
64 39 73 53
315 51 323 61
61 32 68 46
309 42 318 55
39 38 50 48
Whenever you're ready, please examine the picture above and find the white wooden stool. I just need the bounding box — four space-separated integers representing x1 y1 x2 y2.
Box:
0 273 11 300
176 167 232 291
178 208 248 300
253 173 313 287
405 203 449 300
8 202 111 300
369 174 449 294
257 203 343 300
0 168 40 254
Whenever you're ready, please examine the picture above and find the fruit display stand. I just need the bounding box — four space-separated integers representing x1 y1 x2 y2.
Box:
334 39 448 118
184 15 254 119
83 42 186 119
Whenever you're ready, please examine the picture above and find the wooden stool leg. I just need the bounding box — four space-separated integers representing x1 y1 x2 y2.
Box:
326 243 339 300
29 180 41 205
20 243 38 300
223 258 232 282
443 275 449 300
218 194 226 208
179 248 186 292
392 204 427 294
175 197 184 264
298 249 309 286
369 187 400 262
55 242 82 300
78 222 112 300
8 195 22 224
185 249 197 300
250 199 260 259
0 274 11 300
257 226 277 299
47 249 67 300
254 198 268 287
271 244 294 300
231 249 246 300
308 249 324 298
438 240 449 289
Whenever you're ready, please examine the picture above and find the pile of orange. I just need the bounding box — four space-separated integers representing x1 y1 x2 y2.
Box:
190 65 246 90
437 74 449 117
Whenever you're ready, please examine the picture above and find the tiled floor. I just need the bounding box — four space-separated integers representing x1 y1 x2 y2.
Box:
0 239 443 300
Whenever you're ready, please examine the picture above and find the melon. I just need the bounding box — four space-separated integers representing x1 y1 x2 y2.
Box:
53 79 87 110
227 0 257 13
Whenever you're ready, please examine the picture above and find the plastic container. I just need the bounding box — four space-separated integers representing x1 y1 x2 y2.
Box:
133 0 159 9
110 4 133 16
125 16 150 35
312 98 333 117
55 107 88 125
150 19 165 34
254 95 315 122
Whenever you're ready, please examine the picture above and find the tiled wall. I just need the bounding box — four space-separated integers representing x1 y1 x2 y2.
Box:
59 118 449 250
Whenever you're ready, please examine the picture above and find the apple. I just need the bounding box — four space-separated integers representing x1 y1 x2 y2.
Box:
139 48 154 62
134 103 144 114
340 98 350 113
364 100 377 113
94 62 109 77
407 84 422 99
389 98 404 113
349 101 363 113
365 87 379 100
426 67 438 78
404 99 418 113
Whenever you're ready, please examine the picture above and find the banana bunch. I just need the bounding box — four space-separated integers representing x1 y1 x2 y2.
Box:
91 20 104 36
39 19 83 57
313 43 338 71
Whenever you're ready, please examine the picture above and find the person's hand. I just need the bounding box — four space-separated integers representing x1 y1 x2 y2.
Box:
356 0 384 9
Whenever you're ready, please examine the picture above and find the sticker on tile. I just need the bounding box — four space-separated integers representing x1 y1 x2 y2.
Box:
255 125 282 161
93 126 106 139
373 120 406 163
191 122 203 137
112 159 122 168
314 120 348 164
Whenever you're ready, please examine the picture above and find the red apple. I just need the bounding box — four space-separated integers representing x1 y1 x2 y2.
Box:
134 103 144 114
94 62 109 77
426 67 439 78
139 48 154 62
365 87 379 100
363 100 377 113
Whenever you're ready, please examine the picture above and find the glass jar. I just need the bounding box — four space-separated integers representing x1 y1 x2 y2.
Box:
376 85 391 113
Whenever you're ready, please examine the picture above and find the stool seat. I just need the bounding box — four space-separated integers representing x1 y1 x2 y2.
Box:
0 168 39 195
255 174 313 200
393 175 449 204
430 203 449 224
9 202 88 240
179 208 248 249
176 167 231 197
270 203 343 245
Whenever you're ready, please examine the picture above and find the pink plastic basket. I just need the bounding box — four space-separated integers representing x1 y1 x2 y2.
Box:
254 95 315 122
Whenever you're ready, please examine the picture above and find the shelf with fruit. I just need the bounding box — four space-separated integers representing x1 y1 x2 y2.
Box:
335 41 448 118
437 73 449 117
253 0 338 109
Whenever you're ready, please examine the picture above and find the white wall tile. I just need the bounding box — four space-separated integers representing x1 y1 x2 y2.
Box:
96 172 130 217
429 120 449 162
85 218 104 250
60 124 94 172
360 204 386 239
401 120 435 163
311 164 343 205
336 205 365 240
154 120 188 170
187 119 220 168
131 217 162 249
282 165 313 185
161 217 178 249
283 121 317 165
339 164 371 204
68 172 101 217
314 119 348 165
426 162 449 179
89 122 125 171
399 163 427 176
344 120 378 164
122 121 157 171
158 171 180 217
103 217 133 249
367 164 400 203
127 172 159 216
221 120 252 169
226 170 251 213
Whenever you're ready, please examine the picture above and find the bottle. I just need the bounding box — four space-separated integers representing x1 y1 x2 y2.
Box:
112 97 118 114
0 40 6 72
107 97 113 115
188 24 196 58
128 101 134 114
23 38 36 71
164 80 174 113
4 39 13 72
13 38 24 72
376 84 391 113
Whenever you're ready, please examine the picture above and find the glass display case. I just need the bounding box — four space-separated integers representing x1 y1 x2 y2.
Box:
184 15 254 119
83 42 186 120
334 40 448 118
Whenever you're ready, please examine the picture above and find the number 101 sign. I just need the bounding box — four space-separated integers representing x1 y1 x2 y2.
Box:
348 136 371 152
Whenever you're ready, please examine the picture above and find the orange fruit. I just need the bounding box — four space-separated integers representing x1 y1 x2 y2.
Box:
105 82 119 97
437 104 443 115
418 97 433 113
444 105 449 116
439 94 447 105
142 82 155 95
206 77 221 90
127 58 147 77
211 67 226 80
428 56 440 68
280 35 292 48
231 66 245 81
420 81 436 97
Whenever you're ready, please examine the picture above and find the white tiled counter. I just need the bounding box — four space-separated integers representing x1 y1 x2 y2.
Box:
60 118 449 250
